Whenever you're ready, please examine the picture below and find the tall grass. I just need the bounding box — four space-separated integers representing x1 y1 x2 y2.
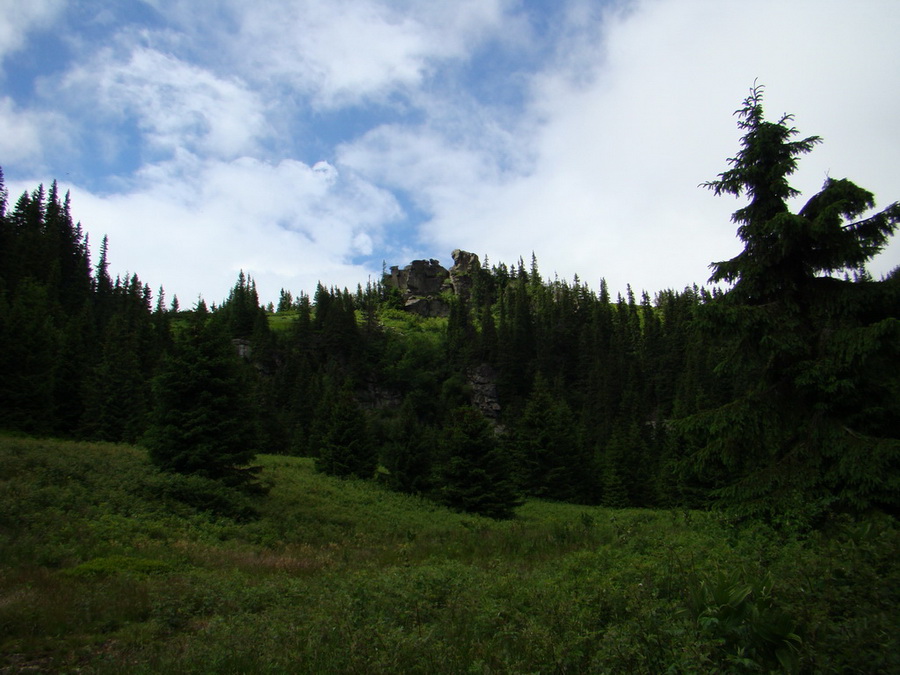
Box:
1 434 896 673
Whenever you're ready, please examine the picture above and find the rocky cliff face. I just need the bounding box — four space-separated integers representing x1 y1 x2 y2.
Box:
384 250 481 318
449 249 480 301
467 363 501 425
385 258 452 317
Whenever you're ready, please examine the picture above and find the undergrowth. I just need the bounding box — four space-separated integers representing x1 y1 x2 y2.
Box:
0 434 896 673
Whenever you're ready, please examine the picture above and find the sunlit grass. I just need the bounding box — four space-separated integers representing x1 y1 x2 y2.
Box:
266 310 298 333
377 307 447 339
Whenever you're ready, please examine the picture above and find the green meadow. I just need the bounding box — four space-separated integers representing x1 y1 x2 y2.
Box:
1 434 896 674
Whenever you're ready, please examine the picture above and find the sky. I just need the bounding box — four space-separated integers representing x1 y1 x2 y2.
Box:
2 0 899 307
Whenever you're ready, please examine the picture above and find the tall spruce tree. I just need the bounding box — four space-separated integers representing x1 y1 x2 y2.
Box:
680 84 900 520
436 407 522 519
145 301 259 489
512 373 591 502
313 380 376 479
382 398 435 494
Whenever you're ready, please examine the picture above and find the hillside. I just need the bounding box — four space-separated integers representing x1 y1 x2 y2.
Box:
1 434 897 673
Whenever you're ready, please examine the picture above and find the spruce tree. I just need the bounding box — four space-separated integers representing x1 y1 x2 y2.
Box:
144 301 259 489
382 398 434 494
0 167 6 219
513 374 591 502
79 313 148 443
0 280 58 433
681 84 900 520
218 270 265 340
436 407 522 519
313 381 375 479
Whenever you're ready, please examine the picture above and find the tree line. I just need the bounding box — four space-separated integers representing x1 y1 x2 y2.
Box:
1 85 897 522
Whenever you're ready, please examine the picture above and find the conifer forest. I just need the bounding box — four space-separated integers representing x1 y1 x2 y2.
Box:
1 86 898 673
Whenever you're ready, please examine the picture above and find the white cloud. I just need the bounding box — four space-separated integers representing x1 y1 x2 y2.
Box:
0 97 71 170
0 97 47 165
150 0 511 109
31 152 402 305
0 0 64 64
55 45 270 161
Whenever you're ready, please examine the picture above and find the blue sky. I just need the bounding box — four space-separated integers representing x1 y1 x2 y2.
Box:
2 0 899 306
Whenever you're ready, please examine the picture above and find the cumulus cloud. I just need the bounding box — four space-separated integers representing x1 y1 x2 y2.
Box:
145 0 511 109
54 45 270 161
22 152 402 305
0 97 72 171
0 98 48 166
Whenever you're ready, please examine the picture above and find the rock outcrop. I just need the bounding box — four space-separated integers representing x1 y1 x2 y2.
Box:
449 249 480 301
387 258 450 297
385 258 452 317
402 297 451 317
384 250 481 318
467 363 501 423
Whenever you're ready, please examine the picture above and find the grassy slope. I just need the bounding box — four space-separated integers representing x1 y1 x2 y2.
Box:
0 435 897 674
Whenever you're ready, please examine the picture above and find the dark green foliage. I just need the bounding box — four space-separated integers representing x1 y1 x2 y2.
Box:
64 555 174 578
446 294 475 365
382 398 435 494
681 84 900 521
706 86 896 301
436 407 522 519
78 273 162 443
142 470 260 520
0 167 6 218
0 180 166 442
144 303 260 489
3 81 897 526
313 382 376 479
276 287 293 312
511 374 593 502
684 566 802 671
0 181 97 436
79 314 149 443
216 270 265 339
0 279 58 433
0 166 709 513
